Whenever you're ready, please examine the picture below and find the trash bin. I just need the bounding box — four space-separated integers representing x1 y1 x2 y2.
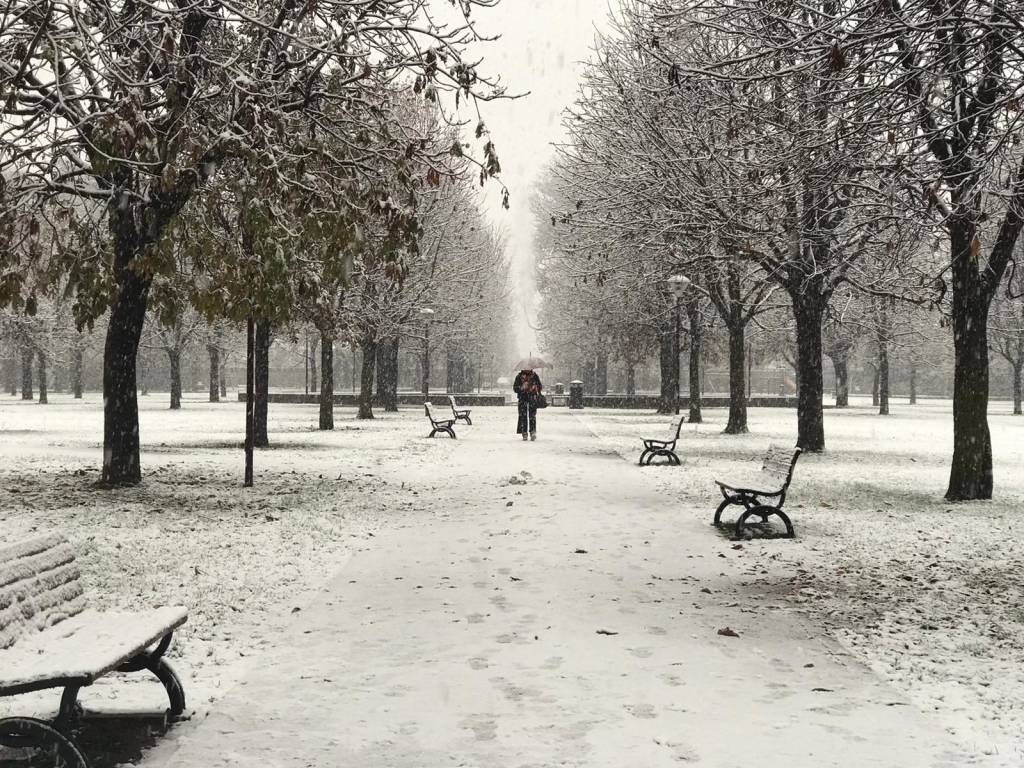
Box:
569 380 584 410
554 382 565 395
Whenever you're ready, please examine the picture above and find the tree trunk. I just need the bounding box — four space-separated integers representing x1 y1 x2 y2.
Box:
657 320 675 414
309 336 319 394
595 352 609 396
254 320 271 448
20 347 33 400
208 345 221 402
877 347 890 416
625 363 636 396
686 299 702 424
1014 364 1023 415
831 355 849 407
376 337 399 412
7 352 17 396
791 290 826 452
909 364 918 405
244 319 255 487
871 367 879 406
358 333 377 419
724 322 747 434
320 333 334 430
72 344 83 398
945 221 994 500
875 298 890 415
220 362 227 399
167 349 182 410
101 268 151 485
36 351 47 405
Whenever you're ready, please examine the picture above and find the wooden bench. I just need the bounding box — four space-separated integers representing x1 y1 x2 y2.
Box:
425 402 456 439
448 395 472 425
713 444 802 538
0 533 188 768
638 417 685 466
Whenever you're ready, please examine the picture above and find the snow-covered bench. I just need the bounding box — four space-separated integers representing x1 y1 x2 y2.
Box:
638 416 685 466
0 533 188 767
713 445 802 538
425 402 457 439
448 395 472 425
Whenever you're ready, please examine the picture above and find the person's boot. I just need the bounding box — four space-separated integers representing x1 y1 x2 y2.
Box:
530 432 537 441
522 433 528 441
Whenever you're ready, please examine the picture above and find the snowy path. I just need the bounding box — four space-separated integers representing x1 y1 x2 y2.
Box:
150 410 970 768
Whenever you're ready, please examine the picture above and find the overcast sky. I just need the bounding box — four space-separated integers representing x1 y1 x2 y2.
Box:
467 0 611 358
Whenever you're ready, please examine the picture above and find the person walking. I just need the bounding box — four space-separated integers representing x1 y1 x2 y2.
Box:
513 368 543 441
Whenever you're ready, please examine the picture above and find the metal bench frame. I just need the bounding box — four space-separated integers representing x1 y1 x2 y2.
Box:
638 417 685 466
448 395 472 425
0 536 187 768
425 402 457 439
713 445 802 538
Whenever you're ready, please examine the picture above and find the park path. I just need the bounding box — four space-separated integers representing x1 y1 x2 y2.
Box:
150 409 970 768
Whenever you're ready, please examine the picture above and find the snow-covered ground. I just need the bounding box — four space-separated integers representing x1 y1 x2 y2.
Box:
0 393 436 717
0 394 1021 765
577 397 1024 764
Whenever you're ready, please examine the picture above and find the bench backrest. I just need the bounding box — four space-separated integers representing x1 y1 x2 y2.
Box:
0 534 87 650
671 416 685 442
761 444 802 495
425 402 443 424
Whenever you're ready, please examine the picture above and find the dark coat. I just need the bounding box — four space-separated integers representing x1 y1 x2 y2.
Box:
513 370 543 404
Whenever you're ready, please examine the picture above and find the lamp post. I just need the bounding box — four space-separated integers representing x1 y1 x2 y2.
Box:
419 307 434 400
666 275 691 415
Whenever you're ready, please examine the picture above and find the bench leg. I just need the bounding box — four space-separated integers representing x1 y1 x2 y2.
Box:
734 504 795 540
0 717 91 768
118 631 187 720
428 428 438 438
713 497 738 527
443 427 457 439
643 449 679 466
464 415 472 426
54 684 84 733
149 657 187 718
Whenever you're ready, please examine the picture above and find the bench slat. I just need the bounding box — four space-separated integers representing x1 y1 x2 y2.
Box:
0 535 86 650
0 606 188 695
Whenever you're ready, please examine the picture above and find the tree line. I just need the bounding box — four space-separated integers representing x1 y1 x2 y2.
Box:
0 0 511 486
535 0 1024 501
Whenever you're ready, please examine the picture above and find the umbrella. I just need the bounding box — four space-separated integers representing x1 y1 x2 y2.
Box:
513 356 549 370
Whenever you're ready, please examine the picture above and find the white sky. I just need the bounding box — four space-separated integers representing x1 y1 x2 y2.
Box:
466 0 611 358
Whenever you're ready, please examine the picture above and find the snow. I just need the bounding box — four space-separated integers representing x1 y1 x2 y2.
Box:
0 393 405 716
577 397 1024 765
0 607 187 690
0 393 1019 765
0 534 86 650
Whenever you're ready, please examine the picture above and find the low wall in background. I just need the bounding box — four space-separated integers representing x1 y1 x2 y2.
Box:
581 395 798 409
241 392 508 407
242 392 799 409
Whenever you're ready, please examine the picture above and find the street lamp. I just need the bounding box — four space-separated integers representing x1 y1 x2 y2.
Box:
665 275 691 415
419 307 435 400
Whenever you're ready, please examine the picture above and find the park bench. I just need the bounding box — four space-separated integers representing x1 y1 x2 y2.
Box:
638 417 685 466
713 444 802 538
425 402 457 439
448 395 473 425
0 533 188 768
